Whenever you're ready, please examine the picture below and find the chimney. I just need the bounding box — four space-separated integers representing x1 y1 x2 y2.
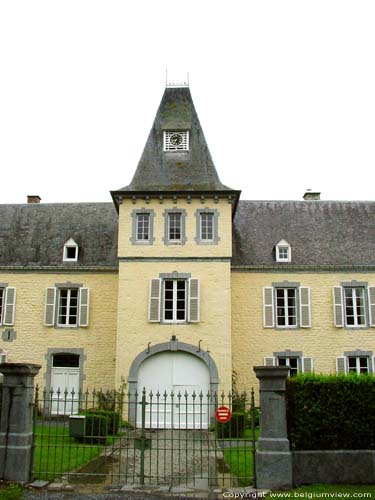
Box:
303 189 320 201
27 195 41 204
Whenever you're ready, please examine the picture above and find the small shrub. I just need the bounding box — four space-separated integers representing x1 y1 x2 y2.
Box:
80 412 109 443
246 407 260 428
85 409 120 434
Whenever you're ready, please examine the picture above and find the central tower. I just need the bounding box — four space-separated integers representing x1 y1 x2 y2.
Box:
111 85 240 406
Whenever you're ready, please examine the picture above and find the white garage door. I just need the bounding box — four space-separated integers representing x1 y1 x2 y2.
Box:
137 351 210 429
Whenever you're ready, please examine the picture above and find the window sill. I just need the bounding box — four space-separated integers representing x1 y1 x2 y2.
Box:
133 240 153 245
160 321 189 325
55 325 79 329
275 326 299 330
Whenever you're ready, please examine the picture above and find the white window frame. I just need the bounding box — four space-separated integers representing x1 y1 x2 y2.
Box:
162 279 187 324
277 356 299 376
168 213 182 242
200 212 214 242
136 213 150 242
57 288 79 327
276 239 292 263
347 355 370 374
275 287 298 328
163 130 189 151
63 238 79 262
343 286 367 328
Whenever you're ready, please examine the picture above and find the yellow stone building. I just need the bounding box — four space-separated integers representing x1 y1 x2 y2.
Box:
1 85 375 425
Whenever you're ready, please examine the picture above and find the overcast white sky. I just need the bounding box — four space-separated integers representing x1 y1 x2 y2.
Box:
1 1 374 204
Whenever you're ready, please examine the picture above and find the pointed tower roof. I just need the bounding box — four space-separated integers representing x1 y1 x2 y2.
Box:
111 87 239 206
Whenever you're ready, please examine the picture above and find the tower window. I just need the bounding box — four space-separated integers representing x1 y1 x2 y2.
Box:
136 213 150 241
168 213 182 241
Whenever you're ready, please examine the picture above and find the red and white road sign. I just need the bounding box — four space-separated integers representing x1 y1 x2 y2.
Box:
215 406 232 423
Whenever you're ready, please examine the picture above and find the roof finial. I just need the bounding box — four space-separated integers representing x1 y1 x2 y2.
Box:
165 69 189 88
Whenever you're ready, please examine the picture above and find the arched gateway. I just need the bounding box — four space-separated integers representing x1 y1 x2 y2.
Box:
128 339 219 429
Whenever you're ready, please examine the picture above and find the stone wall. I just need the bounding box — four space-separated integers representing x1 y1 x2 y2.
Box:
293 451 375 485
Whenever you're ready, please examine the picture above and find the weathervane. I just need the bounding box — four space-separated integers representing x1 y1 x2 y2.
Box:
166 69 189 88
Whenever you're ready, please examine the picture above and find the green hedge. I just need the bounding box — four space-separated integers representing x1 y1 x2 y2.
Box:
85 409 120 434
286 374 375 450
80 412 109 443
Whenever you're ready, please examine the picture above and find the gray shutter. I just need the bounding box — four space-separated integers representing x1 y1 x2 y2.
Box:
302 357 314 373
299 287 311 328
44 287 57 326
333 286 344 327
0 353 8 363
264 357 276 366
3 287 16 326
263 287 274 328
79 287 90 327
368 287 375 327
336 356 347 375
188 278 200 322
148 279 161 322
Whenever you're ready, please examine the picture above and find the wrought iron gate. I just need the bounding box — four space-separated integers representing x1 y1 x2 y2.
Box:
33 386 258 488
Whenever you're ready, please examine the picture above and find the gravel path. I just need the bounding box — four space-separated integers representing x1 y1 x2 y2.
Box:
123 429 213 485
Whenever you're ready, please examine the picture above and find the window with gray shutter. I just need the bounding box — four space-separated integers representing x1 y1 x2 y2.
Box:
368 287 375 327
148 279 161 322
336 356 347 374
79 288 90 327
333 287 344 327
45 287 57 326
264 357 276 366
0 288 4 325
299 287 311 328
188 278 200 322
0 352 8 363
3 287 16 326
45 285 89 327
302 357 314 373
263 287 274 328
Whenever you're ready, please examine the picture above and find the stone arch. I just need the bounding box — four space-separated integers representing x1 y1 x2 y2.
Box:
127 338 219 426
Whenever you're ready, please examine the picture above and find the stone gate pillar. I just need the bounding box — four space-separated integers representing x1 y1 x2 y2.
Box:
0 363 41 483
254 366 293 490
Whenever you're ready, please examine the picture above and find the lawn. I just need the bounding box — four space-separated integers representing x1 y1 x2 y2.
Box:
222 428 258 486
0 484 24 500
33 423 120 480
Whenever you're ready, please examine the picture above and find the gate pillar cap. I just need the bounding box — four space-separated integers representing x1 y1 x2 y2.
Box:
254 366 289 391
254 366 289 379
0 363 41 376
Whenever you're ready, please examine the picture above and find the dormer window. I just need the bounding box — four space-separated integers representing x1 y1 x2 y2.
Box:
276 239 291 263
164 131 189 151
63 238 79 262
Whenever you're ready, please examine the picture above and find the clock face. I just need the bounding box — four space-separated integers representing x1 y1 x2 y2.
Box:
170 133 183 146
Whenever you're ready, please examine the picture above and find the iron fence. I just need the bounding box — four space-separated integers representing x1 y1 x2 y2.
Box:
32 386 258 488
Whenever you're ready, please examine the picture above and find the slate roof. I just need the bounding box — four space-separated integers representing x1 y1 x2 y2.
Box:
1 200 375 268
113 87 236 194
232 200 375 266
0 203 118 268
